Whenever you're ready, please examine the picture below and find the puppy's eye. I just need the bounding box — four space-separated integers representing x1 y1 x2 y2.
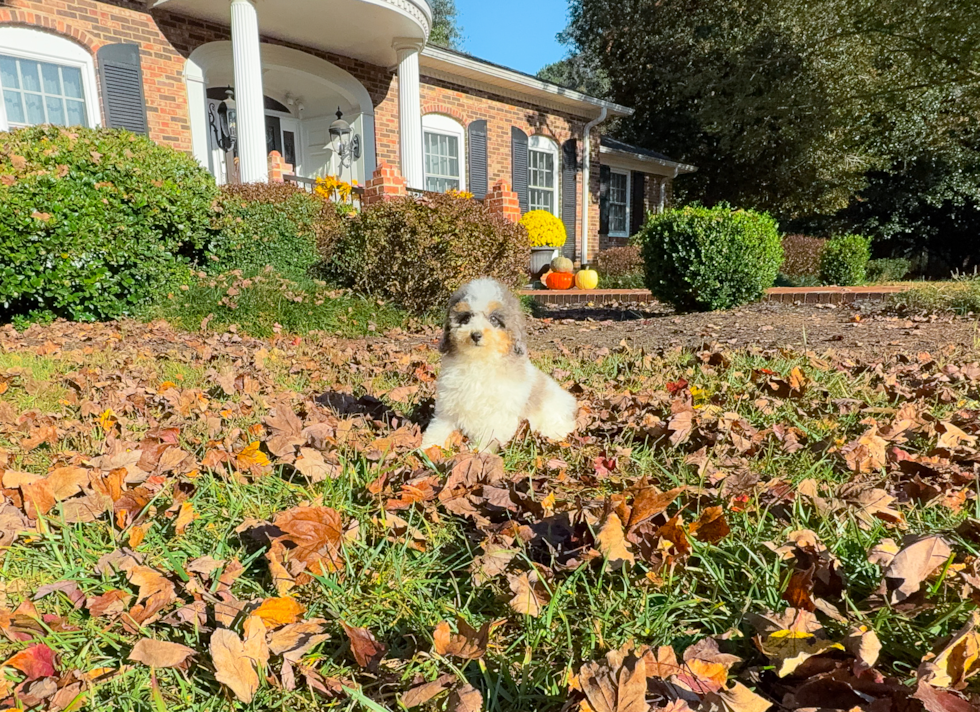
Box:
456 313 472 325
490 314 505 328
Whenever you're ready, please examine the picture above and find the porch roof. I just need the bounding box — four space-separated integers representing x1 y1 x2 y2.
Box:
419 46 634 120
600 136 697 176
152 0 432 66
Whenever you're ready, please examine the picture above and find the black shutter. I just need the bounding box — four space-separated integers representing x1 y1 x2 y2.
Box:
598 164 611 236
561 139 578 260
630 170 646 236
511 127 529 213
468 120 488 200
97 44 148 134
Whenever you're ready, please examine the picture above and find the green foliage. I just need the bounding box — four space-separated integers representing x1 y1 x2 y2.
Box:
563 0 980 223
820 234 871 286
326 194 529 315
0 126 217 322
866 258 911 283
151 270 409 338
595 246 645 288
209 183 344 279
536 55 610 97
428 0 463 48
780 234 826 278
637 205 782 311
888 282 980 316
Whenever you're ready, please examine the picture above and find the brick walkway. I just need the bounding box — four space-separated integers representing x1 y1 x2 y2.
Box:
520 285 910 306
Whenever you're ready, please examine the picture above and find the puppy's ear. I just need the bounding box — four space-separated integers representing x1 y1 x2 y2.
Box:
440 294 460 354
509 296 528 357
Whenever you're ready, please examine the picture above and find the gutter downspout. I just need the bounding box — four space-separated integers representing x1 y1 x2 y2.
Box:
580 107 607 266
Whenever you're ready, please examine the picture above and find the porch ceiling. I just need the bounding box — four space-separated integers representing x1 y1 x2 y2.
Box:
153 0 431 66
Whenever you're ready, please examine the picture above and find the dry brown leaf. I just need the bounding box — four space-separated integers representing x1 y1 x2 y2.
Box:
252 597 305 629
597 512 635 569
918 611 980 690
843 625 881 672
242 615 270 672
701 681 772 712
432 618 489 660
690 506 731 543
267 619 330 662
577 644 648 712
210 628 259 703
400 673 455 708
748 608 843 677
173 502 197 536
884 535 952 604
128 639 195 669
341 622 387 672
448 683 483 712
272 506 344 575
507 570 551 617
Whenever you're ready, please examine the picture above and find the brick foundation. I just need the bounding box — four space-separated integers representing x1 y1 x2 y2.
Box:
484 179 521 223
361 163 407 205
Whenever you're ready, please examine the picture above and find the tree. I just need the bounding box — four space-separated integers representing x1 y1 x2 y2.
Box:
562 0 980 234
428 0 463 49
537 55 610 97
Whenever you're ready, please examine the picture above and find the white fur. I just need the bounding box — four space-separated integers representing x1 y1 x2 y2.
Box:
421 278 578 451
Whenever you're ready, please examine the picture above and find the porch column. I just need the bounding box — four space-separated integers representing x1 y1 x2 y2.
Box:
230 0 268 182
393 39 424 189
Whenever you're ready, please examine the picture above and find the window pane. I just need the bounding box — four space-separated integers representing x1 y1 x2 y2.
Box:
0 57 19 89
41 63 62 95
24 92 45 124
423 130 460 193
46 95 66 126
65 99 86 126
3 90 25 124
608 173 629 233
61 66 83 99
20 60 41 93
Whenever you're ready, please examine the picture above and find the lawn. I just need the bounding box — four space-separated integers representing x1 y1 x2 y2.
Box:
1 317 979 711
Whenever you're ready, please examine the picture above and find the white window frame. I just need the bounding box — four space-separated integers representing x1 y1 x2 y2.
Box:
422 113 466 193
0 27 101 132
607 167 631 238
528 134 560 217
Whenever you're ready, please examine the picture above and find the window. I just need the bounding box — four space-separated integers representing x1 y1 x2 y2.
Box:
608 169 630 236
528 135 559 216
0 27 99 132
422 114 466 193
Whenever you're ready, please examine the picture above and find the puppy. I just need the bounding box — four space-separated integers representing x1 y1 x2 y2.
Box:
421 278 577 451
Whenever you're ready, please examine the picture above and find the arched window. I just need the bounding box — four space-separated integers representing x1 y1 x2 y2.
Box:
0 27 100 131
528 135 560 216
422 113 466 192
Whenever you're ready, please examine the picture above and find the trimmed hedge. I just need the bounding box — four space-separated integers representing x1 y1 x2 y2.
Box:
595 246 645 289
781 234 826 277
210 183 344 278
636 204 783 311
820 234 871 286
0 126 217 322
866 257 911 283
326 193 528 314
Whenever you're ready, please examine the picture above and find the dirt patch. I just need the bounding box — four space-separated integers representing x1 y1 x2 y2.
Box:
526 301 980 357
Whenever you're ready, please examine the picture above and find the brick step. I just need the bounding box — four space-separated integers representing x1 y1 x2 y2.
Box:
520 285 911 306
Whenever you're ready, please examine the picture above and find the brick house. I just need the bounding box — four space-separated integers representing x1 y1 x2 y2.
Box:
0 0 695 262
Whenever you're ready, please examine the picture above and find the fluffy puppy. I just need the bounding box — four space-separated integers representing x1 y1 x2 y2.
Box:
421 278 577 451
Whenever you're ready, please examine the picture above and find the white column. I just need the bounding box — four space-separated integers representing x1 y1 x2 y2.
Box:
393 39 424 189
230 0 268 183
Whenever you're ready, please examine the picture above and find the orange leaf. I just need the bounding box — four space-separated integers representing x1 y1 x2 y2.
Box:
253 597 305 629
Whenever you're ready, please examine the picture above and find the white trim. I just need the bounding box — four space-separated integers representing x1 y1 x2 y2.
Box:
0 27 100 132
420 46 633 120
528 134 560 218
422 113 465 192
599 144 697 176
607 167 630 238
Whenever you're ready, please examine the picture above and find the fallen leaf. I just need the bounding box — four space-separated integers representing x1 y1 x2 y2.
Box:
129 639 196 669
577 644 648 712
173 502 197 536
448 683 483 712
885 535 952 604
210 628 259 703
748 608 843 677
843 625 881 673
701 681 772 712
341 622 387 672
918 611 980 689
597 512 635 569
401 673 455 707
507 570 551 617
2 643 56 680
252 597 305 629
690 506 731 543
433 618 489 660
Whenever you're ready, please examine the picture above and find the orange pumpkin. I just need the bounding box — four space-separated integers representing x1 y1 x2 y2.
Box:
546 271 575 290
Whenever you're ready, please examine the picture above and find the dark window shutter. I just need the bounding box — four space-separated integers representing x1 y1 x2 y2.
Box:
630 170 646 236
511 127 528 213
599 164 611 236
468 119 488 200
97 43 148 134
561 139 578 260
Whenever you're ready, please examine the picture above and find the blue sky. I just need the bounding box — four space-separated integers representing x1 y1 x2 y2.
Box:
455 0 570 75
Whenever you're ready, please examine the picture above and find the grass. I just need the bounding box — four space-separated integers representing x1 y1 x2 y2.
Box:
0 321 979 710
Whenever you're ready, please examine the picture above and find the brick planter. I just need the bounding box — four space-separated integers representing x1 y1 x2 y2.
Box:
520 285 910 306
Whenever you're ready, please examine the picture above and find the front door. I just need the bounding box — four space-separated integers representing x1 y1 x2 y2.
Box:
266 111 301 176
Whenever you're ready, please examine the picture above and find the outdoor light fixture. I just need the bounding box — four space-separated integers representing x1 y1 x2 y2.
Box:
328 107 360 167
212 88 237 152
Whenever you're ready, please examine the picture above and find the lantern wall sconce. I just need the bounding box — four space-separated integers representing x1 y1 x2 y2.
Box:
209 88 237 152
328 107 360 168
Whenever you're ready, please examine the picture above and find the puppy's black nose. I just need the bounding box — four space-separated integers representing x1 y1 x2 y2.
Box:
470 331 483 344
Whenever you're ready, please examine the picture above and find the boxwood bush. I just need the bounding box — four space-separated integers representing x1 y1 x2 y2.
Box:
0 126 217 322
209 183 344 278
865 257 911 283
820 234 871 286
636 204 783 311
326 193 528 314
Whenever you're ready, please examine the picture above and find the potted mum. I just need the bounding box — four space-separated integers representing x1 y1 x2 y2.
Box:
521 210 568 280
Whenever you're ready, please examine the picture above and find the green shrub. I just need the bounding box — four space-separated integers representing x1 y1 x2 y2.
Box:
819 234 871 286
209 183 344 278
636 204 783 311
781 234 826 277
865 257 911 283
887 282 980 316
595 246 645 289
151 269 408 338
326 193 528 314
0 126 217 322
